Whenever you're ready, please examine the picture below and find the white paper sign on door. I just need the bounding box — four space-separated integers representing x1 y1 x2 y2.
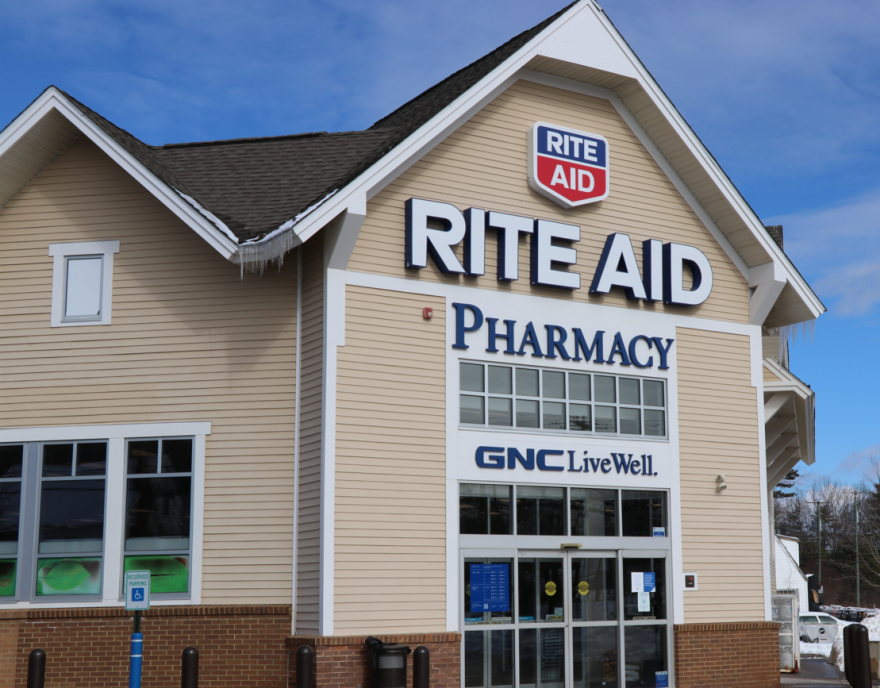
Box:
631 572 644 593
638 592 651 612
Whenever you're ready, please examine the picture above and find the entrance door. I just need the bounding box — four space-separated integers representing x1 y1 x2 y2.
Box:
463 551 669 688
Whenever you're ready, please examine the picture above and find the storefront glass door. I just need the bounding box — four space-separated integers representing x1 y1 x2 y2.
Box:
463 551 669 688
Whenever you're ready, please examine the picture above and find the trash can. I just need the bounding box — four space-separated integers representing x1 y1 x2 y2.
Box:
365 637 411 688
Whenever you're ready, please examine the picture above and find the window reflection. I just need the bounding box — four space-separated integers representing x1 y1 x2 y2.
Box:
516 486 564 536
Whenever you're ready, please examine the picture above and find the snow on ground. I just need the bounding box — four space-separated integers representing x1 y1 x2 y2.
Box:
827 613 880 671
800 641 833 658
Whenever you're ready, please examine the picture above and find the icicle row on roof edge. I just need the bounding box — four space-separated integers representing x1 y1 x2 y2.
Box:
237 190 340 276
778 320 816 358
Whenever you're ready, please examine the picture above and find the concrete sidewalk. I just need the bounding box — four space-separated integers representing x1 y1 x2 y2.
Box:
781 659 848 687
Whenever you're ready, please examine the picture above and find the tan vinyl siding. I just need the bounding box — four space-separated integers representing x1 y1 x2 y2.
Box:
764 364 784 383
762 333 779 361
677 327 765 621
525 55 780 273
0 111 80 208
334 286 447 633
350 79 749 323
295 238 324 633
0 137 296 604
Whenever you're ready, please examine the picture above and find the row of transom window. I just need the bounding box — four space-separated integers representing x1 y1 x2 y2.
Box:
459 483 668 538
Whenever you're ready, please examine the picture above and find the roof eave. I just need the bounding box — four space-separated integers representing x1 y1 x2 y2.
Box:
764 357 816 466
279 3 591 249
0 87 240 260
278 0 823 323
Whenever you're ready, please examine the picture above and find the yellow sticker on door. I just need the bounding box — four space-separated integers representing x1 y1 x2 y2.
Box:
578 581 590 596
545 581 557 596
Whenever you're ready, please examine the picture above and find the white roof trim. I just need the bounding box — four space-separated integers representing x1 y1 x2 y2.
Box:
0 87 239 259
763 357 814 401
776 535 806 579
519 69 750 279
281 0 822 319
764 357 815 466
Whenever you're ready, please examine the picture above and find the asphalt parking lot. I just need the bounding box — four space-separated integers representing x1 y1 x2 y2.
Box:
781 658 848 687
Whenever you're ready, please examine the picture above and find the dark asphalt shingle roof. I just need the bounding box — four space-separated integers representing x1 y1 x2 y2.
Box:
51 3 576 244
154 130 397 242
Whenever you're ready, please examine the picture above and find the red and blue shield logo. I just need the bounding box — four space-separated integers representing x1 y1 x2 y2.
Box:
528 122 609 208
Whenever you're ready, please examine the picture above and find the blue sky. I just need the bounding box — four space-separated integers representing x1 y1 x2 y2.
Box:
2 0 878 483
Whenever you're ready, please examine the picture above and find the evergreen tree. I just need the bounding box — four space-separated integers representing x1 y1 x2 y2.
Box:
774 469 800 500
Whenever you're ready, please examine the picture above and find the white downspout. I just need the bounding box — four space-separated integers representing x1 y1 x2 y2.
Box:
291 246 303 633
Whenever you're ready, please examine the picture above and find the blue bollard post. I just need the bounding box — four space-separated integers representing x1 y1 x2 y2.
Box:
129 632 144 688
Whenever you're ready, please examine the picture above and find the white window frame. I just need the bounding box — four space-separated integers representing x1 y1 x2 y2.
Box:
459 360 669 440
0 421 209 608
49 241 120 327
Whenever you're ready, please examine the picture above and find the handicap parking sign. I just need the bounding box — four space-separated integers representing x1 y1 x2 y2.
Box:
125 571 151 611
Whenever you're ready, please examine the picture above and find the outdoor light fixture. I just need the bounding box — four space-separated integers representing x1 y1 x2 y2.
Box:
716 475 728 491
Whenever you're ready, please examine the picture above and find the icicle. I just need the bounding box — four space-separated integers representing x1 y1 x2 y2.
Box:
237 189 339 276
237 227 298 276
779 320 816 349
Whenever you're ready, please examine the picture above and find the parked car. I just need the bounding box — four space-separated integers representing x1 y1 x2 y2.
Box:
799 613 841 643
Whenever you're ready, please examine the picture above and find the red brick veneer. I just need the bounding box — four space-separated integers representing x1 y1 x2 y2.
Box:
287 633 461 688
0 605 291 688
674 622 781 688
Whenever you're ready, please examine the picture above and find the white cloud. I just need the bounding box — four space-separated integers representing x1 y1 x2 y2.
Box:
602 0 880 178
768 189 880 315
1 0 566 142
837 444 880 477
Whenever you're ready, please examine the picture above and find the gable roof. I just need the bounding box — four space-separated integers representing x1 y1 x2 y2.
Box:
45 88 399 243
0 0 824 326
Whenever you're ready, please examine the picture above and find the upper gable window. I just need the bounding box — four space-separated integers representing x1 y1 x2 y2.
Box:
48 241 120 327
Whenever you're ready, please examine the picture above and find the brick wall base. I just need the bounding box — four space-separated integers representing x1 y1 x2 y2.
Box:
0 612 781 687
0 605 291 688
287 633 461 688
674 622 781 688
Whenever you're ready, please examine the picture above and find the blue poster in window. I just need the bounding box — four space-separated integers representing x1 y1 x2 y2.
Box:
470 564 510 613
643 572 656 593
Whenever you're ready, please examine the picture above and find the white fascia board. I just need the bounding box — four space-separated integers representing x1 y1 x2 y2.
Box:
777 535 806 578
763 358 815 466
579 10 825 319
763 358 814 401
284 0 822 322
285 4 600 249
519 70 750 280
0 88 239 260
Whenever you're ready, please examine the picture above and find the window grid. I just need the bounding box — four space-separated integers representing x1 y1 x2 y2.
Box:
459 362 667 438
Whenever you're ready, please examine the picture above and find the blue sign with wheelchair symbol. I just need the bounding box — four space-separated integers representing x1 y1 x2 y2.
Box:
125 570 151 610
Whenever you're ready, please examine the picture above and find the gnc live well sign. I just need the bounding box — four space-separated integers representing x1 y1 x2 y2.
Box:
528 122 609 208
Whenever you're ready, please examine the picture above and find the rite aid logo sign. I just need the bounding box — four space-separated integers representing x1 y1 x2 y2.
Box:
528 122 609 208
